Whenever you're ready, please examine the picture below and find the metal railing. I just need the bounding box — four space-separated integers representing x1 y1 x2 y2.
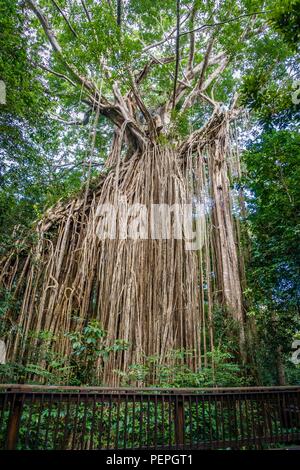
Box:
1 385 300 450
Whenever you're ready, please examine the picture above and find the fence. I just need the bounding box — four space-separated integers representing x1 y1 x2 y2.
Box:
1 385 300 450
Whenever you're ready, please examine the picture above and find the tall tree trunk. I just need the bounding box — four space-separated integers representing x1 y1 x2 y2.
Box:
276 345 286 386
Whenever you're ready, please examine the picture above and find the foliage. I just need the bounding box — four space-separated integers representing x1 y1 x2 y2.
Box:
0 321 129 386
0 0 108 239
242 127 300 384
117 348 250 388
66 320 129 385
268 0 300 48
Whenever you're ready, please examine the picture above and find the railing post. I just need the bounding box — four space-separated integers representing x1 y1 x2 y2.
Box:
174 396 184 448
6 394 23 450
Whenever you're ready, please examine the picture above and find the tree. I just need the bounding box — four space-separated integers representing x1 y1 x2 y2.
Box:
0 0 298 384
241 102 300 384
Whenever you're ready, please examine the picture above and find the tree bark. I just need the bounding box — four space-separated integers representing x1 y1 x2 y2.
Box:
276 345 286 386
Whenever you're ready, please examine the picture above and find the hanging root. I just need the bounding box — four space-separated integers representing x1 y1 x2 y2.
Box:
0 145 208 385
0 111 248 384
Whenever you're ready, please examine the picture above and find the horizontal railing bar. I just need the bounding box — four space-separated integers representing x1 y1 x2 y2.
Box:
2 393 298 404
1 391 300 401
1 384 300 393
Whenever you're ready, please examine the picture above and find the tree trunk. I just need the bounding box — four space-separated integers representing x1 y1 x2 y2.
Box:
276 345 286 386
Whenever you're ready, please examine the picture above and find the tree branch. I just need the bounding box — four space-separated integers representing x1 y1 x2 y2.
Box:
112 83 147 148
135 56 175 86
26 0 62 53
50 0 78 37
26 0 145 145
49 110 92 126
187 2 197 72
80 0 92 22
179 10 271 37
172 0 181 109
167 45 227 113
117 0 122 27
27 0 103 101
198 35 215 90
142 11 190 53
37 63 77 88
201 57 227 91
128 69 156 133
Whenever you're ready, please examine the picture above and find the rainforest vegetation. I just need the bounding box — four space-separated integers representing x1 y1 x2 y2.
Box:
0 0 299 388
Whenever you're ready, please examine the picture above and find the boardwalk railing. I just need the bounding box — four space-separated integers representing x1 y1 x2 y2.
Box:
1 385 300 450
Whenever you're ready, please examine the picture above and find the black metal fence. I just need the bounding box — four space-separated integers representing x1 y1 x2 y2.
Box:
1 385 300 450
